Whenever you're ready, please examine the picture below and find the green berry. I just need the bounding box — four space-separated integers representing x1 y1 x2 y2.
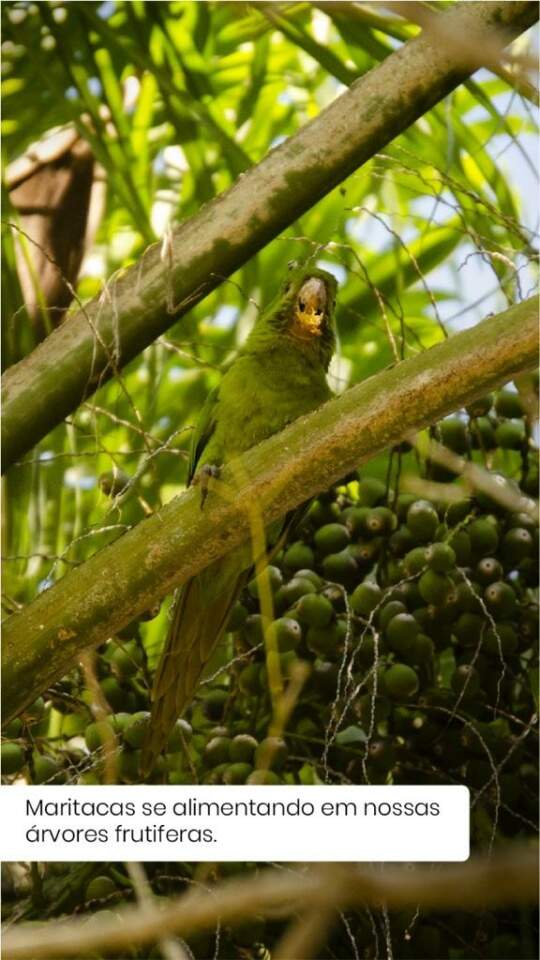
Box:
321 550 358 587
123 712 151 749
226 602 249 632
426 542 456 573
85 876 117 902
293 569 323 589
283 542 315 571
495 420 526 450
111 641 143 678
1 742 25 775
306 618 347 657
294 593 333 628
386 613 419 654
204 736 232 767
470 416 498 450
203 762 230 785
466 395 493 417
454 613 484 646
475 557 503 585
483 622 518 657
32 754 66 784
350 581 382 616
238 663 261 695
448 530 471 566
468 518 499 557
403 546 428 576
343 506 371 537
247 565 283 599
110 712 132 734
494 389 524 419
385 664 419 700
275 577 316 612
418 570 452 606
484 581 517 618
223 762 253 784
363 506 396 536
166 719 192 752
85 719 117 753
388 526 416 557
412 633 435 664
265 617 302 653
306 499 339 527
3 718 22 739
406 500 439 543
439 417 469 454
230 734 258 763
378 601 407 631
359 477 386 506
501 527 534 565
349 539 381 569
314 523 350 557
247 770 281 785
455 581 482 613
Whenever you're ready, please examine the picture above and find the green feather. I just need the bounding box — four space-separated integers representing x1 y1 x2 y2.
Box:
141 265 338 770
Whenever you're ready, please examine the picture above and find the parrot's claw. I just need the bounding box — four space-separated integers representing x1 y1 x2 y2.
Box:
192 464 221 509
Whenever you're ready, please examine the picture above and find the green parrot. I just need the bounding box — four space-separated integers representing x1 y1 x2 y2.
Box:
141 264 337 770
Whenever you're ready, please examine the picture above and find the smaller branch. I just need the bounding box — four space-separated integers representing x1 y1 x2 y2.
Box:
411 434 538 518
2 849 538 960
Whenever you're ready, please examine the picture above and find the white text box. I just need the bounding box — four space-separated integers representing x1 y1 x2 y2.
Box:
1 785 470 862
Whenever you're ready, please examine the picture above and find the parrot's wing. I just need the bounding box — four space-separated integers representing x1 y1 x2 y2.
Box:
187 383 220 484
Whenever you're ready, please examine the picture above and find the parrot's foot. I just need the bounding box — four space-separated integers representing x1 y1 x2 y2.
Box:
192 463 221 509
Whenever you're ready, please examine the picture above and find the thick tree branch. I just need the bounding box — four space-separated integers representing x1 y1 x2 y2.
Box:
1 1 536 471
2 296 537 723
2 847 538 959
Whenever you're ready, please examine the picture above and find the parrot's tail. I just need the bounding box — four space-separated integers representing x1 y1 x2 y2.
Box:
140 563 245 774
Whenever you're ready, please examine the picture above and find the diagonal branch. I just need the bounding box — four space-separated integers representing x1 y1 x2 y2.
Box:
1 1 537 471
2 296 537 723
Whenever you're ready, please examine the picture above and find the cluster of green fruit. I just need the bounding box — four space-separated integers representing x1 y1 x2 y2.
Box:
2 387 538 959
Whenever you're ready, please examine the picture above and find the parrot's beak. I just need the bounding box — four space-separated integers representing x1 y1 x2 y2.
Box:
293 277 328 338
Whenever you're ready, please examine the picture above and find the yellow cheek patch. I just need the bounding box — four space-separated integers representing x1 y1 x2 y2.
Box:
293 308 323 337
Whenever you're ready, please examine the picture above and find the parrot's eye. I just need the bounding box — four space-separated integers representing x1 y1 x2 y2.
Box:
298 299 306 311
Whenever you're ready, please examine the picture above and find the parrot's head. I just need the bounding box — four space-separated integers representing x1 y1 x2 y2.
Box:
264 265 337 369
291 276 330 340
